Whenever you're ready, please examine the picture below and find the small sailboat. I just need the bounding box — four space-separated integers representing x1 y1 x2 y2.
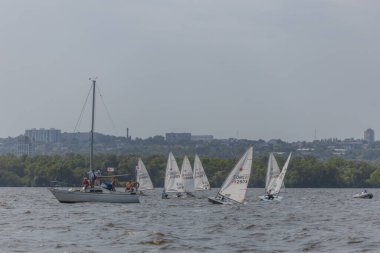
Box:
49 79 139 204
136 158 154 194
193 155 210 191
180 156 195 196
259 153 292 201
208 147 253 205
162 152 184 199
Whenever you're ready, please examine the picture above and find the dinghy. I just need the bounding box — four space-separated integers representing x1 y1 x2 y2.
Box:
193 155 210 191
259 153 291 201
353 191 373 199
180 156 195 196
208 147 253 205
162 152 184 199
136 158 154 194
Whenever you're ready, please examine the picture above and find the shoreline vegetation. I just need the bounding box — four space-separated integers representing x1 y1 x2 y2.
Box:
0 154 380 188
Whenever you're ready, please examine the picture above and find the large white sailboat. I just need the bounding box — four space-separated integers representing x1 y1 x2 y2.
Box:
49 79 139 204
162 152 184 198
259 153 292 201
193 155 210 191
180 156 195 196
136 158 154 193
208 147 253 205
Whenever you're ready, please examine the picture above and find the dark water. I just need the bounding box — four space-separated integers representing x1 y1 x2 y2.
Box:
0 188 379 252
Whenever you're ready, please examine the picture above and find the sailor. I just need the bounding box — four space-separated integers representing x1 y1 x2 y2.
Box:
94 170 101 186
111 176 117 191
161 190 169 199
88 170 96 188
267 190 274 200
125 180 132 192
363 189 368 194
82 177 90 191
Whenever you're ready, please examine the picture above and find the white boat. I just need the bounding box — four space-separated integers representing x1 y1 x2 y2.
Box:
162 152 184 198
180 156 195 196
353 191 373 199
49 188 139 203
136 158 154 194
193 155 210 191
49 79 139 204
208 147 253 205
259 153 292 201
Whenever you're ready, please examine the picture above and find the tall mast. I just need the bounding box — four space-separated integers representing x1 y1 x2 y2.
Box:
90 79 96 171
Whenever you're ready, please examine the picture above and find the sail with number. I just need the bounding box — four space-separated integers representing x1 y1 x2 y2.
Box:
180 156 195 193
218 147 253 203
265 153 281 194
136 158 154 191
270 153 292 195
193 155 210 191
164 152 184 193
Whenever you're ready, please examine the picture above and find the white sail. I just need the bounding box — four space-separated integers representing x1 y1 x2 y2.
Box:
218 147 253 203
269 153 292 195
136 158 154 191
180 156 195 193
193 155 210 191
265 153 281 194
164 152 184 193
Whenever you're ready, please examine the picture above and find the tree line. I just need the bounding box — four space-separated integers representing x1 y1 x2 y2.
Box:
1 154 380 188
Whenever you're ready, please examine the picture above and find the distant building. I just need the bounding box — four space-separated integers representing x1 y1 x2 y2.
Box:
364 128 375 143
61 132 90 142
25 128 61 143
165 132 191 143
191 135 214 142
17 135 34 156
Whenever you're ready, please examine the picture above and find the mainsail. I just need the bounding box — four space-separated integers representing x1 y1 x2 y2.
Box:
267 153 292 196
193 155 210 191
265 153 281 194
136 158 154 191
164 152 184 193
218 147 253 203
180 156 195 193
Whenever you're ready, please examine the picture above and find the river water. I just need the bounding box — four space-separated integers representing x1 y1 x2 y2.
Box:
0 188 379 252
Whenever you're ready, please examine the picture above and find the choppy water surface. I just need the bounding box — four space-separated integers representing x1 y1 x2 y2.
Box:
0 188 380 252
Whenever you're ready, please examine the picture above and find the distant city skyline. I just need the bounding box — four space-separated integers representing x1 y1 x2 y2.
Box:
9 127 377 143
1 1 380 141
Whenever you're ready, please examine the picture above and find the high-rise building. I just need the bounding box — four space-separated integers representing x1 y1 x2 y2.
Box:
364 128 375 143
25 128 61 143
17 135 34 156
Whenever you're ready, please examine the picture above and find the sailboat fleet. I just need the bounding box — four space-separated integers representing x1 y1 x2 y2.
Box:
48 79 293 205
162 153 211 198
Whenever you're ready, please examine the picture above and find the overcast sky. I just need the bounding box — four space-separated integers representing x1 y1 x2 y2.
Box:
1 0 380 141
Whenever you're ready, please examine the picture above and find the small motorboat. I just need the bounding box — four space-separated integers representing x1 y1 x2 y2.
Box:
353 192 373 199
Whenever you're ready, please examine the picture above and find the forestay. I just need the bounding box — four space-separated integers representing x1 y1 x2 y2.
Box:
268 153 292 196
136 158 154 191
180 156 195 193
265 153 281 194
193 155 210 191
218 147 253 203
164 152 184 193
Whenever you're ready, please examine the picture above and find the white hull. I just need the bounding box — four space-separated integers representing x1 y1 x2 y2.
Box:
259 195 283 201
353 193 373 199
49 188 140 203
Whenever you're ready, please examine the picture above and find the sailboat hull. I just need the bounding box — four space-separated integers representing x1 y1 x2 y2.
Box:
208 197 232 205
49 188 140 203
259 195 283 201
